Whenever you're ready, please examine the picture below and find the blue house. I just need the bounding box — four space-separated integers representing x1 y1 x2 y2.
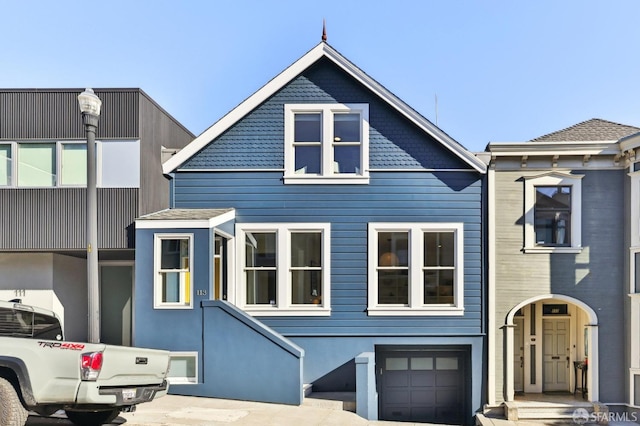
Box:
134 40 487 424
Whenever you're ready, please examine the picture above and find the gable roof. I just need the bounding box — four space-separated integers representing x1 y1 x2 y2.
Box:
163 42 486 174
531 118 640 142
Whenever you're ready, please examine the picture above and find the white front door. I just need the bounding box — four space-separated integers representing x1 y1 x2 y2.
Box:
543 318 570 391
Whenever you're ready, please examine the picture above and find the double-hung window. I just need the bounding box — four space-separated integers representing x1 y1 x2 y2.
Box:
236 223 330 316
284 104 369 184
368 223 464 316
524 173 583 253
154 234 193 309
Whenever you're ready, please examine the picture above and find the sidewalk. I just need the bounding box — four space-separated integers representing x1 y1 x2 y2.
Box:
118 394 424 426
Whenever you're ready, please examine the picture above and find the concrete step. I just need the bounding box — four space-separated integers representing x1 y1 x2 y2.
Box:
303 392 356 412
504 401 605 421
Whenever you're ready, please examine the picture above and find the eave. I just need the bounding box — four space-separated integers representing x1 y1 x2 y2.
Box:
163 42 486 175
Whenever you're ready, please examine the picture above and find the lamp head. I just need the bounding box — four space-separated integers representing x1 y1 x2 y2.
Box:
77 88 102 117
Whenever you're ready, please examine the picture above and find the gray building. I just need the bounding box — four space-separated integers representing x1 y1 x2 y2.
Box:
0 88 193 343
485 119 640 418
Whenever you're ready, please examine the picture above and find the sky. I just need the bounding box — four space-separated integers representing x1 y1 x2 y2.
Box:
1 0 639 152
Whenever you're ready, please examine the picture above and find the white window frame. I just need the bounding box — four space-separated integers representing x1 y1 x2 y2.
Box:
284 103 369 184
523 173 583 253
367 222 464 316
153 233 194 309
235 223 331 316
167 351 198 384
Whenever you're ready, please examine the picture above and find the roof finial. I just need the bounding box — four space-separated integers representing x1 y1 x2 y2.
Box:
322 19 327 42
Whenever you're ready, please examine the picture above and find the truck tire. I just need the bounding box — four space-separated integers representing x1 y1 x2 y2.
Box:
65 409 120 426
0 377 28 426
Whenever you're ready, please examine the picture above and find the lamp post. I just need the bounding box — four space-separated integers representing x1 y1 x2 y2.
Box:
78 88 102 343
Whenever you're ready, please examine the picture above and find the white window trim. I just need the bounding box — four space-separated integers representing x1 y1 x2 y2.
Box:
167 351 198 384
284 103 369 185
523 173 583 253
235 223 331 316
153 233 194 309
367 222 465 316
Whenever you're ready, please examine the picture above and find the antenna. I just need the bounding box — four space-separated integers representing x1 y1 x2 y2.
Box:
435 94 438 126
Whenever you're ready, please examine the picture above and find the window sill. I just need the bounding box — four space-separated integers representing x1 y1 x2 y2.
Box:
367 306 464 316
153 304 193 310
283 175 369 185
243 306 332 317
523 246 583 254
167 378 198 385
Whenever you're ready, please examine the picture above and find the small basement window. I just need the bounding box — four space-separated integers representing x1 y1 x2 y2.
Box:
167 352 197 384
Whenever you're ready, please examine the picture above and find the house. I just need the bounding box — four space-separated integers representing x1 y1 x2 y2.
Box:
134 41 487 424
0 88 194 343
486 118 640 418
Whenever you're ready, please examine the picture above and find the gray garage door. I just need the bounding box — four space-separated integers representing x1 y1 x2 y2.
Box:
378 349 468 424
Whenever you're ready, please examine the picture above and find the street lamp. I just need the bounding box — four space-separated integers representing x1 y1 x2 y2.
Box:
78 88 101 343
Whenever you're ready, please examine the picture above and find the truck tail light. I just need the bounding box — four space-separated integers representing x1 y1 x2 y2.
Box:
81 351 103 381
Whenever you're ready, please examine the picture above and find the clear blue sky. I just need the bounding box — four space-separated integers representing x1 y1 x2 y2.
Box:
2 1 639 151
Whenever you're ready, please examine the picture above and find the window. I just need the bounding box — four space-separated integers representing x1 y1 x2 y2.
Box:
534 186 571 246
59 143 87 186
0 141 89 187
524 173 583 253
167 352 197 384
0 307 63 340
0 140 140 188
0 144 11 186
18 143 55 187
236 223 330 315
154 234 193 309
368 223 464 316
284 104 369 184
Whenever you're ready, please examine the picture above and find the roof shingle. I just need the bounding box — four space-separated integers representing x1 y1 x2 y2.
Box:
531 118 640 142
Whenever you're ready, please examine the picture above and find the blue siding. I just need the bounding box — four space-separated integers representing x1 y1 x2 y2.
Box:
172 170 483 336
182 59 468 170
135 51 486 413
134 227 211 354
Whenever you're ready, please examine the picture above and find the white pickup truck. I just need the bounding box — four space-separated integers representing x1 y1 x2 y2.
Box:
0 300 170 426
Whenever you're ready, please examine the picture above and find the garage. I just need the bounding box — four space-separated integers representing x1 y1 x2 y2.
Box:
377 347 469 425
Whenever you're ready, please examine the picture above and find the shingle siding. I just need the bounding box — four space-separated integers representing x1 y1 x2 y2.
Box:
182 59 467 171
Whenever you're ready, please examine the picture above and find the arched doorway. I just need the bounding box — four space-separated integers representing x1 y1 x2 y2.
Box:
504 294 598 402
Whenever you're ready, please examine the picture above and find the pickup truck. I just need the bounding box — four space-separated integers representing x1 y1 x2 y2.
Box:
0 300 170 426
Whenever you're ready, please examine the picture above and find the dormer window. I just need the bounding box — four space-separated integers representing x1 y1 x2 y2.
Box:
284 104 369 184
